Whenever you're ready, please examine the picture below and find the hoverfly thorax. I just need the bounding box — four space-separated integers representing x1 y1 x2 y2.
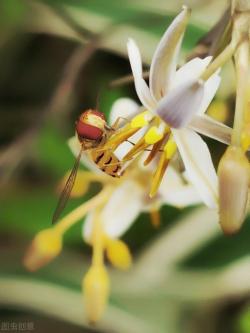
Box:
76 109 107 146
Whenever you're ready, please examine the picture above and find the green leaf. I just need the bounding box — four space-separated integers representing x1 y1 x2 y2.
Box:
238 305 250 333
36 123 74 177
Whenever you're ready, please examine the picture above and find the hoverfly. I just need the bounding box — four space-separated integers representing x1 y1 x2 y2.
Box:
52 109 123 224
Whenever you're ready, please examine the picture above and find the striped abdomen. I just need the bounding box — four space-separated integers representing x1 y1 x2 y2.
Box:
90 150 122 178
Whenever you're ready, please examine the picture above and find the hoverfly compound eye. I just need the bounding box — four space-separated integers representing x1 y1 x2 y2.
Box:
76 109 106 141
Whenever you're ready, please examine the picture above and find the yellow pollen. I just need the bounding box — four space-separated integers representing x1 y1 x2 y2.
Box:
131 111 151 128
145 126 164 144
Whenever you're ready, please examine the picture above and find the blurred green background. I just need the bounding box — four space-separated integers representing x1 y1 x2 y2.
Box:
1 0 250 332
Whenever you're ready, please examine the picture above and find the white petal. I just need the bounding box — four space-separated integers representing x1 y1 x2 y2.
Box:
127 38 157 111
162 185 202 207
102 180 144 238
160 165 183 188
172 128 218 208
109 98 139 126
172 57 220 115
189 114 232 145
158 166 202 207
156 79 204 128
149 6 191 100
171 56 212 89
82 180 143 240
197 71 221 114
67 136 101 174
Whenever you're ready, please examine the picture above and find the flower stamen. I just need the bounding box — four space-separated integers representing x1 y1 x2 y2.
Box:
24 187 112 272
149 138 177 197
103 124 139 149
54 186 112 235
83 209 110 323
149 208 161 228
144 135 167 166
123 136 150 161
131 110 153 128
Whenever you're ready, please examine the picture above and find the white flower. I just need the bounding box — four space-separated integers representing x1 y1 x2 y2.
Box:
126 6 227 208
68 98 202 242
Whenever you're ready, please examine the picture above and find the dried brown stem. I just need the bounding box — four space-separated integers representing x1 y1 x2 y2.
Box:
0 32 104 185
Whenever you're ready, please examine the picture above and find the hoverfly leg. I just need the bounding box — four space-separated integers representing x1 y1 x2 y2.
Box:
105 117 130 132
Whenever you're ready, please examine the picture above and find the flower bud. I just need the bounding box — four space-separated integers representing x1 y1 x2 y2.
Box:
23 229 62 271
83 265 110 324
218 146 250 234
106 239 132 270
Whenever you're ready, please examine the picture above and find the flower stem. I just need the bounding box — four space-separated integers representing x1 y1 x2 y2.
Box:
200 42 236 81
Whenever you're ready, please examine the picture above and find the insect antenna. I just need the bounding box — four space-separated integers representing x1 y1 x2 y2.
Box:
52 145 84 224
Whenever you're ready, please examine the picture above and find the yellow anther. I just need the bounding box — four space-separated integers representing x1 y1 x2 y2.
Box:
164 139 177 159
207 100 229 123
106 238 132 270
145 126 164 144
131 111 151 128
23 228 62 271
83 265 110 324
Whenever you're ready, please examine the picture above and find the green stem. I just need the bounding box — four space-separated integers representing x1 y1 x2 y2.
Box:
200 42 236 81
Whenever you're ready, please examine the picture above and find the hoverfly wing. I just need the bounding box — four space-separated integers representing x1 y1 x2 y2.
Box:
52 145 84 224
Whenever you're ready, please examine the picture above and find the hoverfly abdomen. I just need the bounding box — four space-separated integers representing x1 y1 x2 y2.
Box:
76 109 106 141
91 149 122 178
